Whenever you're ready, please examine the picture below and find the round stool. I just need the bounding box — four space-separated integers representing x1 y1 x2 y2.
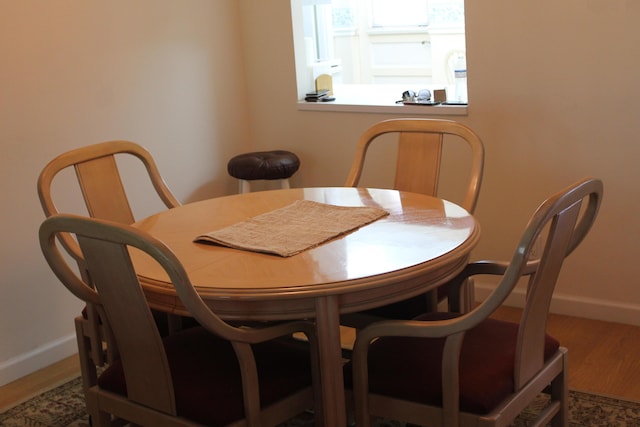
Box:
227 150 300 193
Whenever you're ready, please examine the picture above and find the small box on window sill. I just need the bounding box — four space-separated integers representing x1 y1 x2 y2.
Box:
433 89 447 103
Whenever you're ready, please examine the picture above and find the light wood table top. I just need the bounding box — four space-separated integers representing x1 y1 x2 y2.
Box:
132 187 480 426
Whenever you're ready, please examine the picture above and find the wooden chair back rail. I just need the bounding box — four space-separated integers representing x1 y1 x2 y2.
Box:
344 118 484 214
37 140 181 262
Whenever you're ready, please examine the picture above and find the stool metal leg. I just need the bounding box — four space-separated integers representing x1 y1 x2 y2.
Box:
238 179 290 193
240 180 251 193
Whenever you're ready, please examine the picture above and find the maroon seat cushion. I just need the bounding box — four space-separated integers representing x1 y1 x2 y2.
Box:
98 326 312 426
227 150 300 181
344 312 559 414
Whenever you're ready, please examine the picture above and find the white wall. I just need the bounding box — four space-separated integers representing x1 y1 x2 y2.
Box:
2 0 640 386
239 0 640 321
0 0 251 386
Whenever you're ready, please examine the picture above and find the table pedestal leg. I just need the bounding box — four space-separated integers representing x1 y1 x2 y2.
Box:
315 295 347 426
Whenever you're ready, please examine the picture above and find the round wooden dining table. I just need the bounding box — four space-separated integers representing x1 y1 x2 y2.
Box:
132 187 480 426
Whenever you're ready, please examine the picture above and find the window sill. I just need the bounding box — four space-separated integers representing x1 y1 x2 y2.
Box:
297 100 467 115
297 84 467 116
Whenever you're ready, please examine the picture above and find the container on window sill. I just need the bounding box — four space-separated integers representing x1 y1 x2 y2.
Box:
453 55 468 104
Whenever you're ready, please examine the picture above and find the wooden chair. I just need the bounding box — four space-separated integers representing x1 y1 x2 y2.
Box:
37 140 183 366
344 118 485 321
347 177 603 427
39 214 319 427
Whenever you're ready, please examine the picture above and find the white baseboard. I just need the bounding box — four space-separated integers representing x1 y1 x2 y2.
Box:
475 283 640 327
0 333 77 387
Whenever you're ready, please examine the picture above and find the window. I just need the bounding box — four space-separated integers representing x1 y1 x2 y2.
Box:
370 0 429 28
291 0 467 112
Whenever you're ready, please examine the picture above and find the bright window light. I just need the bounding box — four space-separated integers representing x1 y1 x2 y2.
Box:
291 0 467 109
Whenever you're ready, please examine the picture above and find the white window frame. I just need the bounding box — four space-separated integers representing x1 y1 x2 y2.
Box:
370 0 429 28
291 0 468 115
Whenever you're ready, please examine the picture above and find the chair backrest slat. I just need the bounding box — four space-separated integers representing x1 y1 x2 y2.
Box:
515 198 583 388
509 179 602 390
75 155 135 224
77 232 176 412
395 132 443 195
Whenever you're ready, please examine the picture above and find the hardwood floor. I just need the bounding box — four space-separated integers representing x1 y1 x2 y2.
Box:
0 353 80 412
1 308 639 412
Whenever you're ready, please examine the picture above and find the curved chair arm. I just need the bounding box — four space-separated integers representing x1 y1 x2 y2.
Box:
37 140 181 263
37 140 181 215
39 219 101 306
455 259 539 281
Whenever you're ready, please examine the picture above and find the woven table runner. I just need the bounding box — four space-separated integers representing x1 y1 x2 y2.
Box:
194 199 389 257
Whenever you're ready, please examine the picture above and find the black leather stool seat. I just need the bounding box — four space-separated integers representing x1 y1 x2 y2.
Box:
227 150 300 181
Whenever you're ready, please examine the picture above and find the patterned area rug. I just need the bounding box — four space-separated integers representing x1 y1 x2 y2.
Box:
1 376 639 426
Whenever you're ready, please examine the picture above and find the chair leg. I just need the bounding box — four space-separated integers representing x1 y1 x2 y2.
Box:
239 178 290 193
424 289 439 312
91 410 112 427
446 278 475 313
551 350 569 426
459 279 475 313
